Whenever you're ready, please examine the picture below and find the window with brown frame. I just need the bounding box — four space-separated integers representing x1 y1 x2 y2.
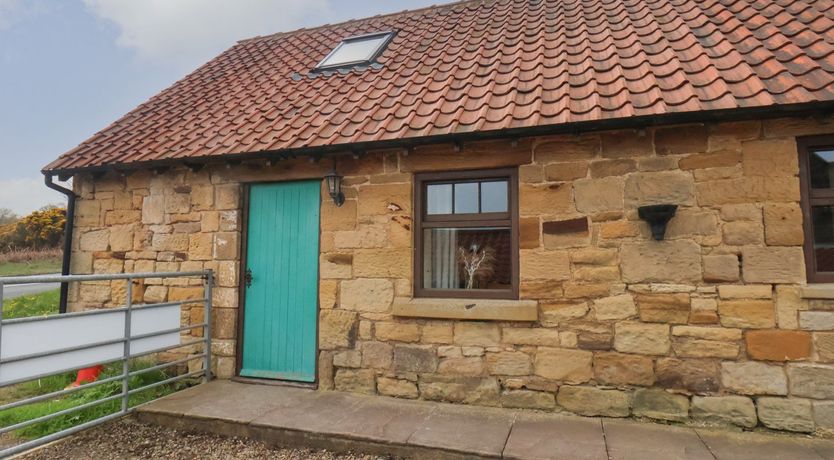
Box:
799 135 834 283
413 168 519 299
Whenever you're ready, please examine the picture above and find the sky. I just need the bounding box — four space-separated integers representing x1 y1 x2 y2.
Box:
0 0 446 216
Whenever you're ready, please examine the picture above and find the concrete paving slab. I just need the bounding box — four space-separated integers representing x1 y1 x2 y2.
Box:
139 380 236 415
320 396 435 443
185 382 314 423
504 413 607 460
697 429 827 460
407 404 516 458
251 391 367 433
603 419 714 460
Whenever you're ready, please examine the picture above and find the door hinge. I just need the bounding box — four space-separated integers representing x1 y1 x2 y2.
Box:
244 268 253 288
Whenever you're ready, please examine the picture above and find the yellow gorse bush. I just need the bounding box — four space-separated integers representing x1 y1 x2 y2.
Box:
0 208 66 252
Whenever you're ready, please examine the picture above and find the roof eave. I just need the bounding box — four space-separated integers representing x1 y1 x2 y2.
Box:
43 100 834 177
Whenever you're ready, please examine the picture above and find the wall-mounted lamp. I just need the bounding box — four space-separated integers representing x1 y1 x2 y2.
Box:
324 161 345 207
638 204 678 240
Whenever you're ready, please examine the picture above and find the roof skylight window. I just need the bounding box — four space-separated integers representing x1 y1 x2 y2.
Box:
315 31 394 70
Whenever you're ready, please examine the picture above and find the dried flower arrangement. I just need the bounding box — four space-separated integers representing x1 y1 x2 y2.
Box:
458 243 496 289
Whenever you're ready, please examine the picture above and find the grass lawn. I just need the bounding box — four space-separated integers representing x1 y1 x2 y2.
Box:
0 361 188 440
0 258 62 277
2 289 60 319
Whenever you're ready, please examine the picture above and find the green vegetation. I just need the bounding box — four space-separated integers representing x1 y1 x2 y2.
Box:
0 207 66 252
0 257 62 277
0 360 189 439
2 289 60 319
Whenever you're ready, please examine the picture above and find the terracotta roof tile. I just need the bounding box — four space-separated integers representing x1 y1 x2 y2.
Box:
45 0 834 172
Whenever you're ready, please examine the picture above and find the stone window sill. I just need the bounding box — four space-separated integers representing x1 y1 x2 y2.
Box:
800 284 834 299
392 297 538 321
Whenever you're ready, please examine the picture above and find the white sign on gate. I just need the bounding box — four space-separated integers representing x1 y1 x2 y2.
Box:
0 304 181 385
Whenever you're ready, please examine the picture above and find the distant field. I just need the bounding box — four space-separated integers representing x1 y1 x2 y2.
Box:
0 248 62 277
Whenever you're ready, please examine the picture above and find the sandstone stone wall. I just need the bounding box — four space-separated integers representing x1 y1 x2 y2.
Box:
68 115 834 434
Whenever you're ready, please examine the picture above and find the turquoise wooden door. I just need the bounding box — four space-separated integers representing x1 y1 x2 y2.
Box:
240 181 320 382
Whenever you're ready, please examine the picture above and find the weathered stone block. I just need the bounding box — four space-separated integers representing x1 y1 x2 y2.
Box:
377 377 419 399
438 357 484 376
722 221 764 246
613 322 670 355
600 130 651 159
593 352 654 386
816 333 834 362
664 211 718 239
742 138 798 177
655 125 708 155
673 337 739 359
574 177 624 214
799 311 834 331
361 341 393 369
520 183 573 215
502 328 560 346
746 330 811 361
600 220 641 239
592 294 637 321
620 241 701 283
519 216 541 249
334 369 376 395
80 229 110 251
721 361 787 395
540 302 589 326
421 323 454 344
534 347 592 383
375 322 421 343
632 389 689 422
501 390 556 410
764 203 803 246
814 401 834 431
454 322 500 347
690 396 757 428
788 364 834 399
589 159 636 178
544 161 589 181
418 375 500 406
718 285 772 299
696 177 799 206
319 310 357 350
352 248 410 278
655 358 719 393
679 150 740 170
141 195 165 224
520 250 571 280
556 386 631 417
756 397 814 433
535 134 599 162
624 171 695 207
718 300 775 329
741 247 804 284
340 278 393 312
392 345 438 373
333 350 361 368
636 293 690 324
486 351 532 376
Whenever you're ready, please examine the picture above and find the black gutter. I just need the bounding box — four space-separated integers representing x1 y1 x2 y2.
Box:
43 174 76 314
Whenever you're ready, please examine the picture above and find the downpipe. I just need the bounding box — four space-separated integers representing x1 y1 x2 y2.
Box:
43 174 76 314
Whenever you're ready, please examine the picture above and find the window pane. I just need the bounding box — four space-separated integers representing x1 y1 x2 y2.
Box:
480 180 508 213
814 205 834 272
422 227 511 290
319 35 388 68
454 182 479 213
811 149 834 189
427 184 452 214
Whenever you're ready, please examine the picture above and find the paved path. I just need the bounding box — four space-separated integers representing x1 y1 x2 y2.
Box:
0 274 60 300
137 380 834 459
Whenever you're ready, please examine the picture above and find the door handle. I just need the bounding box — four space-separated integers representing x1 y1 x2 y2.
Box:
244 268 253 288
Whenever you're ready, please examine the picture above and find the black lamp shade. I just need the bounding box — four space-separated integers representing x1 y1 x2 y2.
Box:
324 173 345 206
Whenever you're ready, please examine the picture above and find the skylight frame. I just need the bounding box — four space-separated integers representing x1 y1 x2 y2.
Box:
314 31 396 71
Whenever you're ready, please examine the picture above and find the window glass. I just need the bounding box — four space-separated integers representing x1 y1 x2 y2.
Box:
317 33 390 69
427 184 452 215
454 182 479 214
422 227 512 290
813 205 834 272
480 180 508 213
811 149 834 189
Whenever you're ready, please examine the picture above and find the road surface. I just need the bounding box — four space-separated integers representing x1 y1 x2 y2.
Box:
0 274 61 300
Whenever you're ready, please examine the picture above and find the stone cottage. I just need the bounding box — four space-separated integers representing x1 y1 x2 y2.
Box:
42 0 834 433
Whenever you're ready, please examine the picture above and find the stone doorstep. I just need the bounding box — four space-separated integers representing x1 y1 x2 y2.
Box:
136 381 834 460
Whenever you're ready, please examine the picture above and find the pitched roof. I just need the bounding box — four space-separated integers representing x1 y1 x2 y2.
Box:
45 0 834 173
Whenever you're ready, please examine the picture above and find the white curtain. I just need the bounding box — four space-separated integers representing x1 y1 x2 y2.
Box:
424 229 459 289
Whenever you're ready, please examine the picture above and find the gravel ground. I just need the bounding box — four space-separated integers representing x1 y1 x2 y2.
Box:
18 418 393 460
